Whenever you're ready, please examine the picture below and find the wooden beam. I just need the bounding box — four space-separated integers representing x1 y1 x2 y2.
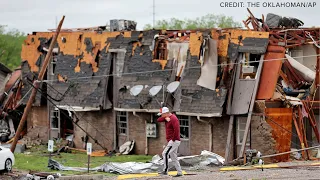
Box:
293 111 306 159
225 115 234 162
10 16 65 153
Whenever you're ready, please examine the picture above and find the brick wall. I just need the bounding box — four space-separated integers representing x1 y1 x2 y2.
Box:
26 106 49 141
125 112 167 155
127 112 148 154
251 115 277 163
125 113 229 157
148 117 167 155
190 117 211 155
73 110 114 151
27 106 48 128
211 117 230 156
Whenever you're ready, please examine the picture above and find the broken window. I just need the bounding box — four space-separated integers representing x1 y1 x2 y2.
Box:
117 111 128 135
237 117 250 146
177 115 190 139
240 53 261 79
51 56 57 75
50 108 60 129
153 39 168 60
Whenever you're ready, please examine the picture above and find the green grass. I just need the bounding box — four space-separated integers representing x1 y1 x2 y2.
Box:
14 147 152 176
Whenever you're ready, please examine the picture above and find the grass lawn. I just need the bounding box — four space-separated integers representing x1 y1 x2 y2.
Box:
14 146 153 176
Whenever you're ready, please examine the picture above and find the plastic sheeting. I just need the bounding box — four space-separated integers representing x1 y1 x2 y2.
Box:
167 42 189 77
48 150 225 174
285 54 315 82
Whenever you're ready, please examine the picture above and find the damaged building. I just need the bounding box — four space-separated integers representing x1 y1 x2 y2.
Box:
7 10 320 163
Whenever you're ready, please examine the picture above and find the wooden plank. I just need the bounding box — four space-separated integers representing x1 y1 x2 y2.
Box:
224 115 234 162
298 107 310 159
239 55 264 158
226 58 238 115
292 112 306 159
302 99 320 143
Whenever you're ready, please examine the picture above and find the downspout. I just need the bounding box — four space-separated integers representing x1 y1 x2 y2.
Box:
133 111 149 155
197 116 213 152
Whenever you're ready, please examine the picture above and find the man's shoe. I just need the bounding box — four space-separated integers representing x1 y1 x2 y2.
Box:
158 171 168 176
172 173 183 177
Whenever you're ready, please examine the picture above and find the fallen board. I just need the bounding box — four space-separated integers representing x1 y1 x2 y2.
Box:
117 171 187 180
220 162 320 171
220 164 279 171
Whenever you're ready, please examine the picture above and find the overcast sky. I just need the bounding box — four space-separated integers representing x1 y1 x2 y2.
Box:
0 0 319 33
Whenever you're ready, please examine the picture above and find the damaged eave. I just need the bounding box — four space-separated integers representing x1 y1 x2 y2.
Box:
175 112 222 117
57 105 100 112
113 107 159 113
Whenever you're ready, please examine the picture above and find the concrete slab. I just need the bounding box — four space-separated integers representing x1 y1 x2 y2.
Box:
58 175 104 180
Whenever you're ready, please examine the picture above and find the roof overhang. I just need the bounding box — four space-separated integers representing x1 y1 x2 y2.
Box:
114 107 159 113
114 108 222 117
176 112 222 117
57 105 100 112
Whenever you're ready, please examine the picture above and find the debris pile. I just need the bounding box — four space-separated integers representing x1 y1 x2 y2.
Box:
48 150 225 174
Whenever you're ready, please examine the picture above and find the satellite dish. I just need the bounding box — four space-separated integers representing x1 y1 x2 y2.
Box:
149 85 162 97
167 81 180 93
130 85 143 96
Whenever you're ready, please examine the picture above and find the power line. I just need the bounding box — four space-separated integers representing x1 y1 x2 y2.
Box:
25 80 110 151
265 115 314 147
41 53 320 83
153 0 155 28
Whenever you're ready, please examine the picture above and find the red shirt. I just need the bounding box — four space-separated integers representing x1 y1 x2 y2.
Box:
157 114 181 142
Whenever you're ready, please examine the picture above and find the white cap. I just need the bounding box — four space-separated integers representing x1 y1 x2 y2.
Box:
157 107 169 116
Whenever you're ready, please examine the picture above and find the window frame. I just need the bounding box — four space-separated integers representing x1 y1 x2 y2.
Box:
237 117 250 146
50 108 60 130
117 111 128 136
177 115 190 140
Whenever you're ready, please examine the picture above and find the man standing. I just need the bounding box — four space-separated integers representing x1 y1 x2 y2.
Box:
157 107 183 177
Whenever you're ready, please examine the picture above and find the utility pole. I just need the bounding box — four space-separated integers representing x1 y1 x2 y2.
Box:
153 0 155 28
10 16 65 153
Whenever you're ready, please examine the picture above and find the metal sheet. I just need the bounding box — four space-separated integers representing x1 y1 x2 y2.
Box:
256 46 285 100
265 108 293 162
230 79 255 114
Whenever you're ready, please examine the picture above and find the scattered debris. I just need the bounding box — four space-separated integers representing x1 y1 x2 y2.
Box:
25 172 61 180
119 140 135 155
48 150 224 174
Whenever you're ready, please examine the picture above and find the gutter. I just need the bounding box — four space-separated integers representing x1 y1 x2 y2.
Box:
197 116 213 152
114 107 159 113
177 112 222 117
132 111 149 155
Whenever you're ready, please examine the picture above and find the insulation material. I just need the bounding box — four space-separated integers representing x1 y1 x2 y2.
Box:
166 42 189 77
285 54 316 82
196 39 218 90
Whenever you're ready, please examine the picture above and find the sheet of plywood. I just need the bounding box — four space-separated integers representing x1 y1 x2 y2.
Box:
265 108 293 162
230 61 256 115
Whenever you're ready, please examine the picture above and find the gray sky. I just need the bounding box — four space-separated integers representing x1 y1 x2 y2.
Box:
0 0 319 33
